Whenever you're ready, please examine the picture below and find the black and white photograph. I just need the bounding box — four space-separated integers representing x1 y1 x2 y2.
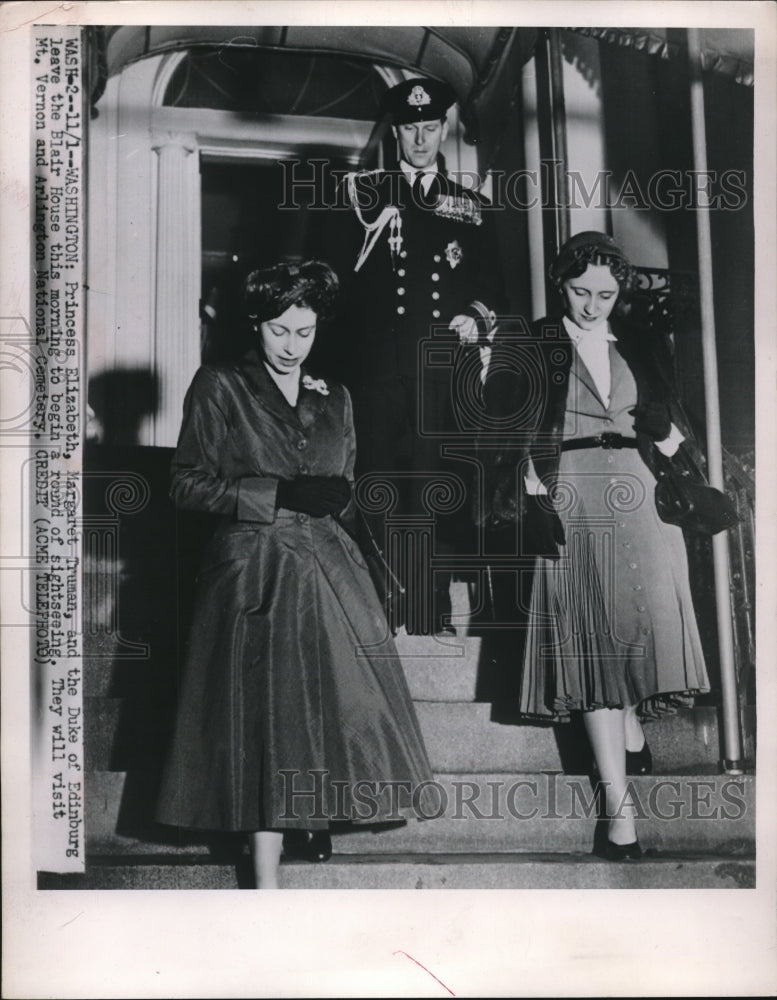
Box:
2 1 776 996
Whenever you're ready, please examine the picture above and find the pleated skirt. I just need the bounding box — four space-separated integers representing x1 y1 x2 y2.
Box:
519 447 710 721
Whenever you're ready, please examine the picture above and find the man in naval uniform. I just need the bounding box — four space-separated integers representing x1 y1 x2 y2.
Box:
334 77 505 634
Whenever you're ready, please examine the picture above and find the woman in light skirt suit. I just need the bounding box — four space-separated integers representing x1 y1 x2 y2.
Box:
483 232 710 858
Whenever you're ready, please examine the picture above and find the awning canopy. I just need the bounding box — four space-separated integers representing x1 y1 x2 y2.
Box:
571 27 754 85
91 24 754 166
94 25 538 160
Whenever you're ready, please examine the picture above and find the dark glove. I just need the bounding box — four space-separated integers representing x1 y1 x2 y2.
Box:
522 493 566 559
276 476 351 517
631 402 671 442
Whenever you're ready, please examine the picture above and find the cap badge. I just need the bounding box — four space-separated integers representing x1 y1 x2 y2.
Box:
445 240 463 269
407 85 431 107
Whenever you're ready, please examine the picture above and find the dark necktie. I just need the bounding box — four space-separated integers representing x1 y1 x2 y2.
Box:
412 170 426 205
412 170 439 207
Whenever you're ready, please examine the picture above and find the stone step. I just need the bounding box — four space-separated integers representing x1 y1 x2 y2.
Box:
86 771 754 856
38 851 755 891
85 696 729 774
414 703 726 773
393 632 483 701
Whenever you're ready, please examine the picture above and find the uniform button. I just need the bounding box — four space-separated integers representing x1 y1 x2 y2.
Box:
298 465 309 474
607 455 614 464
637 605 646 612
397 268 406 277
400 250 407 259
641 627 650 635
397 305 406 315
431 291 440 300
433 254 441 262
619 521 627 528
629 562 638 570
397 287 405 295
432 309 441 318
297 439 308 450
633 584 643 591
297 512 308 525
431 272 440 281
623 542 631 549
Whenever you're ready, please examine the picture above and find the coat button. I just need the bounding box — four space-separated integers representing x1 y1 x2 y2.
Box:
433 254 441 263
297 439 308 450
298 465 309 474
637 605 646 612
297 512 308 524
633 584 643 591
431 291 440 300
397 305 406 315
400 250 407 259
431 272 440 281
397 268 406 277
397 287 405 295
432 309 441 318
629 562 638 570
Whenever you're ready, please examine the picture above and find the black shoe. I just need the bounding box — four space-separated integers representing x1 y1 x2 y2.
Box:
603 839 642 861
282 830 332 863
626 739 653 776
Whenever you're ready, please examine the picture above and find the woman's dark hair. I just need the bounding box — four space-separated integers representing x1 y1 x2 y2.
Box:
549 231 636 294
243 260 339 328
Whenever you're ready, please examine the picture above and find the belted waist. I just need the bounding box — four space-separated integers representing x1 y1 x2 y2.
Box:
561 433 639 451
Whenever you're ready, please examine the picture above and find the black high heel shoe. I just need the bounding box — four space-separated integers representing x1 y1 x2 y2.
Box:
625 739 653 776
604 839 642 861
282 829 332 863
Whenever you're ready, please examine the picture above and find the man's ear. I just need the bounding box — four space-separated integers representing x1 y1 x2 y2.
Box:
391 125 398 140
440 120 449 143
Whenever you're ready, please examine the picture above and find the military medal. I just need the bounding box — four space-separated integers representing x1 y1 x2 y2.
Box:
433 194 482 225
445 240 463 268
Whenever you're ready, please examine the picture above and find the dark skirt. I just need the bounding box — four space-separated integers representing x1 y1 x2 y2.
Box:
156 512 434 831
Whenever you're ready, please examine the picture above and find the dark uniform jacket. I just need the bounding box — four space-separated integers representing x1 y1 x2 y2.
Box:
335 166 506 383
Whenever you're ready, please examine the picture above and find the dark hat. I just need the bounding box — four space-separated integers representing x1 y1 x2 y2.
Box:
550 230 632 286
380 77 456 125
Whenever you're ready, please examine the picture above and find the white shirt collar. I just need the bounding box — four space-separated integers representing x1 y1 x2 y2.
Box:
562 314 616 343
399 160 439 181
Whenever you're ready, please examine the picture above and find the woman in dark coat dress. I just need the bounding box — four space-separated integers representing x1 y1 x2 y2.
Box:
483 233 709 859
156 261 434 887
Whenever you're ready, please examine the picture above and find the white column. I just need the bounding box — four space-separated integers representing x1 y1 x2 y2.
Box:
687 29 742 770
151 130 201 447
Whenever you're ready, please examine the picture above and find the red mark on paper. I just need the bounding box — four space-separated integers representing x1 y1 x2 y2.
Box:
393 950 455 996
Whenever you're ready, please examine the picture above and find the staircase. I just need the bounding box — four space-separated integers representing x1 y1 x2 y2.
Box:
42 569 755 891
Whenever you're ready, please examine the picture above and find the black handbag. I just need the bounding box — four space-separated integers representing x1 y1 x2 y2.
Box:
654 466 741 535
338 505 405 616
